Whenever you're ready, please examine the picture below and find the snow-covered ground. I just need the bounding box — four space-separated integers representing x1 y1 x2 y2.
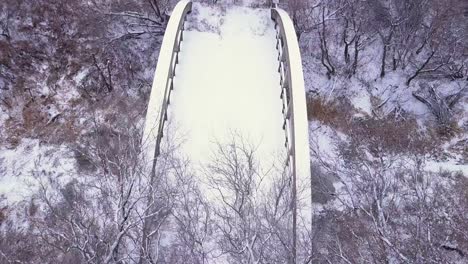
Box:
0 139 76 204
168 3 285 179
303 41 467 178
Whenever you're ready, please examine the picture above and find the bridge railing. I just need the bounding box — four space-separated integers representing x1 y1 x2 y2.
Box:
272 7 312 263
142 0 192 171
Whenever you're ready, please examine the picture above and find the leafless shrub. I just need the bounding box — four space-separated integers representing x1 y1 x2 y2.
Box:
306 96 354 128
310 163 335 204
347 117 435 156
0 225 49 263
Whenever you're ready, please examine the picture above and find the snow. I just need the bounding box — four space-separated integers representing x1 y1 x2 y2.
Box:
309 121 339 159
44 103 60 121
188 3 224 33
73 69 89 84
0 107 7 136
0 139 76 204
169 4 285 176
425 134 468 177
350 88 372 116
425 160 468 176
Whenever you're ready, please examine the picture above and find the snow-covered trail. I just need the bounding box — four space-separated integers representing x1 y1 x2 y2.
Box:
167 4 285 174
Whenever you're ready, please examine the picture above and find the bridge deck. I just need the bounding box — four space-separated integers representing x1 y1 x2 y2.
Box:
167 6 285 178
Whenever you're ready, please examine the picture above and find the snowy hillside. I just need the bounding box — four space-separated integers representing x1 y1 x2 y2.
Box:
0 0 467 263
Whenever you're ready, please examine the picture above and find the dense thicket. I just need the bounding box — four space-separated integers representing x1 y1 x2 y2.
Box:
288 0 467 82
1 0 174 143
291 0 468 263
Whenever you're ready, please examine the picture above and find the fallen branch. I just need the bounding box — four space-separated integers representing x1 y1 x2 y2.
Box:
412 85 463 126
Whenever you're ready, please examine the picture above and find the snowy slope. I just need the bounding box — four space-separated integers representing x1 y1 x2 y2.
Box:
0 139 76 204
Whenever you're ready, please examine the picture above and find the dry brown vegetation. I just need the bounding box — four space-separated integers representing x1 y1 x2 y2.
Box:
308 95 439 155
306 96 355 134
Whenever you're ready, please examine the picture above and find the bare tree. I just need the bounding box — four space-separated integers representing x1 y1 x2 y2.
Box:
164 155 214 263
200 133 296 264
286 0 320 40
412 83 466 131
25 116 186 263
205 135 267 263
341 0 372 76
366 0 398 78
309 117 468 263
405 0 466 85
318 6 336 79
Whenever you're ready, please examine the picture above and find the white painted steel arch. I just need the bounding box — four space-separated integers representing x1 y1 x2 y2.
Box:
272 7 312 263
141 0 192 170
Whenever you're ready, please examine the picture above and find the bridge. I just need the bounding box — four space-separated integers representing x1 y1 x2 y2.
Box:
142 1 311 261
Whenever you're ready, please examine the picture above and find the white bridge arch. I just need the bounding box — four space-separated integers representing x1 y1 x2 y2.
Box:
142 1 311 262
